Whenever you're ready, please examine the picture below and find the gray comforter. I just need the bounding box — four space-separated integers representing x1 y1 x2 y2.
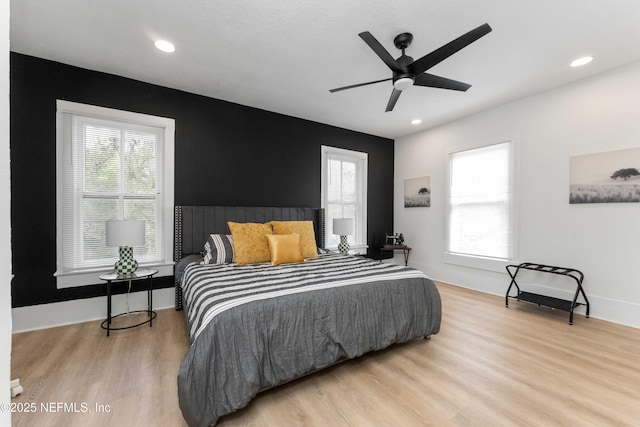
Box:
177 254 441 426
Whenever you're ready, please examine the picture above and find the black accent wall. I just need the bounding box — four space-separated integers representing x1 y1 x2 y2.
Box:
10 53 394 308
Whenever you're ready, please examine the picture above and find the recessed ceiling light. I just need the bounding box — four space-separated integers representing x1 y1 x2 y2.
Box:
570 56 593 67
154 40 175 53
411 119 422 125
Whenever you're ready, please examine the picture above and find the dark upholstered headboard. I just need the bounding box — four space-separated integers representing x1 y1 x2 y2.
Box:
173 206 325 310
174 205 325 261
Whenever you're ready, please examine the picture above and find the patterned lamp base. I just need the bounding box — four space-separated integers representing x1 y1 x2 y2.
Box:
338 235 350 255
115 246 138 275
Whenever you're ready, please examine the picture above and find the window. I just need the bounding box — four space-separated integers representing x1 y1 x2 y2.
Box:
321 146 367 251
446 141 514 270
55 101 174 288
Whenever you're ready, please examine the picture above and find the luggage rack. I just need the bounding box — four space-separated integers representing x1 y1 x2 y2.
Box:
505 262 590 325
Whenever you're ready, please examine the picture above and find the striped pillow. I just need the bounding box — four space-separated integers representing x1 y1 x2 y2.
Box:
201 234 234 264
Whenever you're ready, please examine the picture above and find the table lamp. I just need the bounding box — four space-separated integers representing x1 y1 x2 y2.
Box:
106 219 145 275
333 218 353 255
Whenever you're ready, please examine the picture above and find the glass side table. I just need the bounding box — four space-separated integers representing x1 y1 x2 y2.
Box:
99 268 158 337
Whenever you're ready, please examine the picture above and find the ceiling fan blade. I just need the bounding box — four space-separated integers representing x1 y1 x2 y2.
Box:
409 23 492 75
359 31 404 73
414 73 471 91
329 77 392 93
385 88 402 112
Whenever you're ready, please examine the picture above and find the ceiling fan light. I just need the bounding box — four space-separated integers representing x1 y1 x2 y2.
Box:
393 77 414 91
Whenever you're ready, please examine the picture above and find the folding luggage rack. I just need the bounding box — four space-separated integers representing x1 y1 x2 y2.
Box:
505 262 590 325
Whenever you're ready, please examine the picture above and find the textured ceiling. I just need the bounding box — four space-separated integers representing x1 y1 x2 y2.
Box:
10 0 640 139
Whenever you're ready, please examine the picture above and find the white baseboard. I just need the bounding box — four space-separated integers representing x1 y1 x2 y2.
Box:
409 260 640 330
511 282 640 329
11 288 176 333
446 280 640 329
13 266 640 332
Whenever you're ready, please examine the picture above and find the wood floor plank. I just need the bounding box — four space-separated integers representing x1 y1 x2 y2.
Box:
11 282 640 426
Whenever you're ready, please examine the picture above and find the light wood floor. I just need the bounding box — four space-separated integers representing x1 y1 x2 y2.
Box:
11 283 640 426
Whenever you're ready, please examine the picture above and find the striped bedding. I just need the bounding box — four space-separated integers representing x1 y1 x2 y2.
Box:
178 254 441 427
183 253 432 342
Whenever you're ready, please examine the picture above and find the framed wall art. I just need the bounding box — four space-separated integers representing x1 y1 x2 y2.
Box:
570 147 640 204
404 176 431 208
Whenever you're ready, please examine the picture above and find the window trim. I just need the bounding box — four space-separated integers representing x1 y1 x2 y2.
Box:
444 138 518 272
55 100 175 288
320 145 368 251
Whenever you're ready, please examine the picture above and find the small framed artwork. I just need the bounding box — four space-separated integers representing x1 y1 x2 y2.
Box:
404 176 431 208
570 147 640 204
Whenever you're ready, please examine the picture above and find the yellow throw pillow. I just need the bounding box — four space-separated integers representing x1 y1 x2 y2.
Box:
266 234 304 265
228 222 273 264
269 220 318 259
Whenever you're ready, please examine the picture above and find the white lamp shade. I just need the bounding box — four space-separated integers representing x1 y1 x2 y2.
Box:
106 220 145 247
333 218 353 236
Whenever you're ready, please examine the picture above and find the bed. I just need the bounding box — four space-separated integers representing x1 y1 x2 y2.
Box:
174 206 442 427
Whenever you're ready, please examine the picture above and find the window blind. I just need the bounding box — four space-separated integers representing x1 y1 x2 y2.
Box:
448 141 513 260
59 113 164 272
322 146 368 249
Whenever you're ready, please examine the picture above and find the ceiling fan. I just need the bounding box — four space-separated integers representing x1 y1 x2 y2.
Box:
329 23 492 112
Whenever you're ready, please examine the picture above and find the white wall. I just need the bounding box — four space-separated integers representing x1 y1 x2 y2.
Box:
1 0 11 425
395 60 640 328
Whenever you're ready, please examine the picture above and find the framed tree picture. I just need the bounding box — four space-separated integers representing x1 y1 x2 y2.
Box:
404 176 431 208
570 147 640 204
